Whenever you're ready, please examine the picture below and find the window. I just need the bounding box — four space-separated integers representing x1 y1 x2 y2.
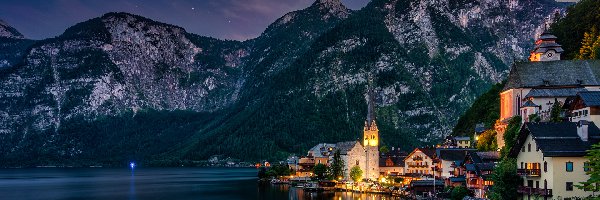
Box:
356 160 359 165
585 162 591 172
536 181 539 189
544 161 548 172
567 182 574 191
521 162 524 169
528 143 531 152
566 162 574 172
585 110 589 116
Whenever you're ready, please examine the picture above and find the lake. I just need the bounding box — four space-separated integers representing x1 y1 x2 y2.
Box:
0 168 401 200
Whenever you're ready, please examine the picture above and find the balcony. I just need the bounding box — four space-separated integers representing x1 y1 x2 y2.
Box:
407 164 429 168
517 168 541 177
517 186 552 196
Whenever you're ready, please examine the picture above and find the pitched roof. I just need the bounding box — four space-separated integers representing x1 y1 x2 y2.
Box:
509 122 600 157
405 147 437 162
578 91 600 107
335 141 360 155
475 123 486 133
521 99 539 108
436 149 474 161
524 88 587 98
308 143 336 157
454 137 470 141
503 60 600 91
379 156 406 167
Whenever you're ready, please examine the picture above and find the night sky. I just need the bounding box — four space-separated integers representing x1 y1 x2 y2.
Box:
0 0 369 41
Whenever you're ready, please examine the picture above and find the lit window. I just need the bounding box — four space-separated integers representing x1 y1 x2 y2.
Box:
566 162 574 172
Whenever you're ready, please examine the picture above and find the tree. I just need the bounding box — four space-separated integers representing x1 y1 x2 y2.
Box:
451 186 470 200
551 0 600 59
489 158 522 200
313 163 328 180
577 143 600 196
476 129 497 151
578 27 600 59
257 167 267 179
350 165 363 183
501 116 522 158
550 98 563 122
379 146 390 154
329 149 345 180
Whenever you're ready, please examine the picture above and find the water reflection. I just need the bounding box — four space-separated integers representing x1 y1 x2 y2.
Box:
129 170 136 200
265 183 403 200
0 168 404 200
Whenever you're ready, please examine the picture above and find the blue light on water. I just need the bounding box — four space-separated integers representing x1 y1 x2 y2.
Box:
130 162 136 170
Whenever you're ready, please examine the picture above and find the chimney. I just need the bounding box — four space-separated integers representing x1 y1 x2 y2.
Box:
577 120 589 141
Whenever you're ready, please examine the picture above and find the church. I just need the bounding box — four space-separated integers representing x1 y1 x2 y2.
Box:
292 87 380 181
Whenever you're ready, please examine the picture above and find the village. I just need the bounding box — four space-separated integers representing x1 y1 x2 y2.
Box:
255 30 600 199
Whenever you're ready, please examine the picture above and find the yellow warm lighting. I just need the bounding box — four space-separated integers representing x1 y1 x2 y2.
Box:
369 138 378 146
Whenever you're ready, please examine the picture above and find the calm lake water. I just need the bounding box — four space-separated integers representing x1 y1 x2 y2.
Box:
0 168 400 200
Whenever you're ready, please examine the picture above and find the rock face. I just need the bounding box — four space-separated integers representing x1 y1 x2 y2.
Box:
0 20 25 39
0 0 566 165
0 20 33 68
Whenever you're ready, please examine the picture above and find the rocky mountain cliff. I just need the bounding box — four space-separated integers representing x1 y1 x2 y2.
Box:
0 0 566 166
0 20 34 69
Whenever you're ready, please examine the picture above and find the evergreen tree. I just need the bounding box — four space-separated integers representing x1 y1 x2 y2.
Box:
451 186 471 200
329 150 345 180
489 158 522 200
578 143 600 197
350 165 363 182
313 163 328 180
550 98 562 122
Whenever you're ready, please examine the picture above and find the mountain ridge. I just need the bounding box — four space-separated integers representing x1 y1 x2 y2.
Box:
0 0 567 166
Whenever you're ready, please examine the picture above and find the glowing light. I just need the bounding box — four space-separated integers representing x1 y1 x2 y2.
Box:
130 162 136 169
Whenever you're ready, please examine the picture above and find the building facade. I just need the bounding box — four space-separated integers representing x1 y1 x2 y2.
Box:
509 122 599 199
495 30 600 149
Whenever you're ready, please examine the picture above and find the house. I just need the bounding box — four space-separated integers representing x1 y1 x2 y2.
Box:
509 122 600 199
495 31 600 149
442 136 472 148
447 151 499 198
404 147 439 179
379 147 407 176
565 91 600 125
464 163 495 198
436 148 475 179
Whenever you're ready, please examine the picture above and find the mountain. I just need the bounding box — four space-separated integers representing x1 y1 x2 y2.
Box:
0 20 34 68
0 0 566 166
0 19 25 39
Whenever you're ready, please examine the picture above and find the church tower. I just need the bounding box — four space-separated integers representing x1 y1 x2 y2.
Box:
363 86 379 181
529 29 564 62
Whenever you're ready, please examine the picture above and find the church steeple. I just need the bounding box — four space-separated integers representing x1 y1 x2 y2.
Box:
366 86 376 130
363 82 378 147
529 28 563 62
